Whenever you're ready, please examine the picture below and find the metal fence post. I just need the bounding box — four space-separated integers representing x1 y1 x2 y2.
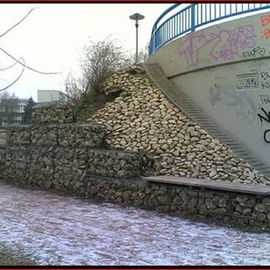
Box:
191 4 196 32
152 26 156 54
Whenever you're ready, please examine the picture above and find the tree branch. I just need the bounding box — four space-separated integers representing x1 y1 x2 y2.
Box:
0 8 38 38
0 59 25 92
0 46 60 75
0 61 17 71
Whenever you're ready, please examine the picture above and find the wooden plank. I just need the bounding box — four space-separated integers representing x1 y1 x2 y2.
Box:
144 175 270 196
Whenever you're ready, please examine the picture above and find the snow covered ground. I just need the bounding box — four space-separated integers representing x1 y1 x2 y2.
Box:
0 182 269 265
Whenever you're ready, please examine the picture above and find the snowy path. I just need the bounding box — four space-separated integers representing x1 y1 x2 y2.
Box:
0 182 270 265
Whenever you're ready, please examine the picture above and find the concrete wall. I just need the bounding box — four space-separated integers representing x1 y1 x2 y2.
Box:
148 11 270 168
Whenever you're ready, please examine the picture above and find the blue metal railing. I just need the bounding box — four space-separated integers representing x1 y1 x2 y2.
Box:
149 3 270 55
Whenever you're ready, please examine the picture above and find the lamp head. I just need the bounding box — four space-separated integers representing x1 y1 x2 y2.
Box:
129 13 145 23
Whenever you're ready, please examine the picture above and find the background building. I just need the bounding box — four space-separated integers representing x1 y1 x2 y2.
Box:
0 98 28 126
37 90 70 103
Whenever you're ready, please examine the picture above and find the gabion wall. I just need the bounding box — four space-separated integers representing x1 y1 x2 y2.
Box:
2 122 270 231
1 80 270 232
2 122 143 184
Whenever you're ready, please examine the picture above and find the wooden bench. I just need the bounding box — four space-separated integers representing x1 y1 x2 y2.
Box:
143 175 270 196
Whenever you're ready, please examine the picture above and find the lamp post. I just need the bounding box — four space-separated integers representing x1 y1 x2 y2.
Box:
129 13 145 64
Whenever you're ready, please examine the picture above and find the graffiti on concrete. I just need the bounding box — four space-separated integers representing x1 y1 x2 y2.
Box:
236 71 270 90
260 71 270 89
257 107 270 124
178 32 208 69
210 78 256 122
179 24 257 69
261 14 270 27
264 129 270 143
242 46 267 59
260 14 270 39
260 71 270 81
257 107 270 143
236 73 259 89
262 29 270 39
260 95 270 105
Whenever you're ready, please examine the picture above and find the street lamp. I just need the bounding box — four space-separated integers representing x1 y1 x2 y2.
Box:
129 13 145 64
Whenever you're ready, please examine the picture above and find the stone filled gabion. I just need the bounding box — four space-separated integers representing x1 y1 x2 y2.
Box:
4 146 31 182
0 129 6 145
89 66 269 186
32 102 75 124
7 126 31 145
58 123 106 147
54 147 88 190
87 149 142 178
29 146 55 187
0 145 6 171
6 123 107 148
31 125 58 146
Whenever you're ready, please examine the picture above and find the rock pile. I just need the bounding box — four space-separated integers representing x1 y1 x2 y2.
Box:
103 65 145 96
89 65 269 186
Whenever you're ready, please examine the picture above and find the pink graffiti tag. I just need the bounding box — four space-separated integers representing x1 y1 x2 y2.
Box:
179 24 256 69
178 32 209 69
219 25 257 60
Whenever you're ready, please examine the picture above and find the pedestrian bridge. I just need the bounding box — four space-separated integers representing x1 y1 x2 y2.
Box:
147 3 270 177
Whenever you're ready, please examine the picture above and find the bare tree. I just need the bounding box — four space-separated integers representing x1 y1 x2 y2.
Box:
65 38 131 120
81 38 131 96
65 72 85 102
0 8 59 92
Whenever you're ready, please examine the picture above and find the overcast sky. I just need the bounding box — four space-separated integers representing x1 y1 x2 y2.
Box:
0 3 172 101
